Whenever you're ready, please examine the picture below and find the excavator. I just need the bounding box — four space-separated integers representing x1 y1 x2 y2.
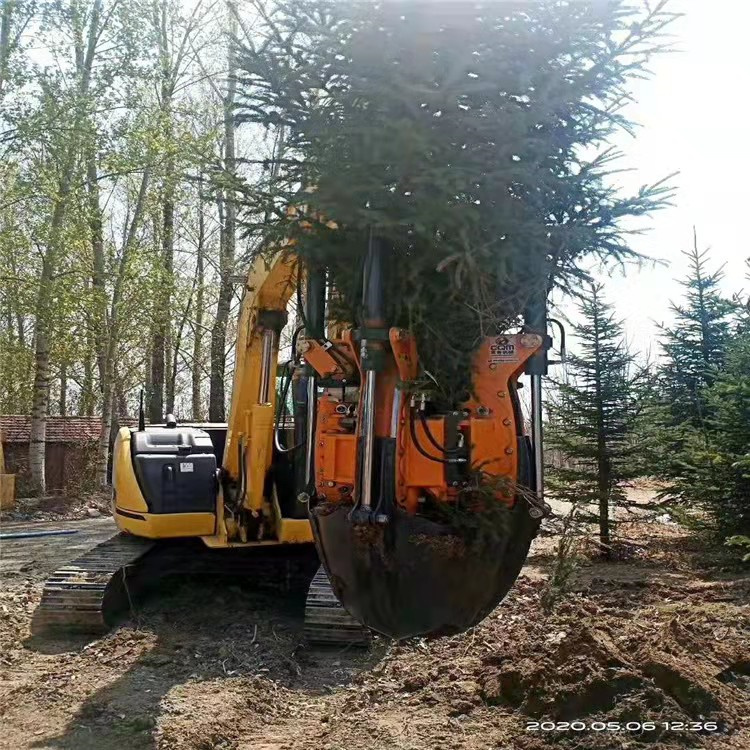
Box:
36 232 554 643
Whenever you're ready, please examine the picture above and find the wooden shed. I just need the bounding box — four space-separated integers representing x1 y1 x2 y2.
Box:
0 416 105 496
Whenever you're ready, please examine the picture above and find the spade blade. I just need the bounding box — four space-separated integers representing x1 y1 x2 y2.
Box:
309 500 541 640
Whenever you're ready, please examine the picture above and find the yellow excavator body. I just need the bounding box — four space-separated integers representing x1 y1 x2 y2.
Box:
35 250 361 643
0 428 17 510
111 427 217 539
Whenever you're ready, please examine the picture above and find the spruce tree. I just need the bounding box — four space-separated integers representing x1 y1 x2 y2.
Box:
657 230 735 427
658 257 750 540
665 327 750 539
233 0 675 404
546 283 641 558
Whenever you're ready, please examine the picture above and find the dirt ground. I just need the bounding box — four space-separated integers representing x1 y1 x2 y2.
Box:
0 492 112 523
0 514 748 750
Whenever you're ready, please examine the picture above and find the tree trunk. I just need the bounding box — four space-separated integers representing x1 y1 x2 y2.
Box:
98 378 113 487
96 170 151 487
209 194 232 421
87 146 107 389
30 172 74 494
29 0 103 496
149 0 177 422
0 0 14 98
80 330 95 415
597 454 611 557
149 305 165 421
192 184 205 420
162 160 175 415
29 307 51 495
116 376 128 418
169 294 191 418
208 19 237 422
59 362 67 416
148 210 165 421
591 290 611 559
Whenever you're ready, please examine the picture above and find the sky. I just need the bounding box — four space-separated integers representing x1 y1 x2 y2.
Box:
586 0 749 354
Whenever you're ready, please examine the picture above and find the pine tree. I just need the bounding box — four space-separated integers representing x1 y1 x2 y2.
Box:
546 283 641 558
657 230 735 427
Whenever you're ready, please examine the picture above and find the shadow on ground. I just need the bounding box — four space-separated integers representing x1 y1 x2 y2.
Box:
27 575 384 750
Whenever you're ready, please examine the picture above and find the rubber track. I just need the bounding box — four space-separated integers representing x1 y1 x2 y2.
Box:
35 534 155 633
303 566 370 646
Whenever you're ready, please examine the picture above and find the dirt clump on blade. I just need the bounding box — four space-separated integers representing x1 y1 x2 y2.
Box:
409 533 466 559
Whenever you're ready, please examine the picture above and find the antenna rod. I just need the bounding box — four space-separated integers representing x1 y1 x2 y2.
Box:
138 389 146 432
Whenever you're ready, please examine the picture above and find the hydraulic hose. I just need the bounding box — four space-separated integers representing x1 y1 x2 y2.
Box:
274 361 300 453
408 408 466 465
273 325 306 453
418 409 462 454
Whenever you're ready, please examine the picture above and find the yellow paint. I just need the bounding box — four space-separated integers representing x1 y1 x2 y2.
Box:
247 404 274 511
115 509 216 538
0 429 16 509
0 474 15 510
223 255 297 484
271 486 315 543
276 518 315 543
112 428 149 514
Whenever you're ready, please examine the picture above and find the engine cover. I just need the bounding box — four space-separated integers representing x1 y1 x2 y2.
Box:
131 428 217 514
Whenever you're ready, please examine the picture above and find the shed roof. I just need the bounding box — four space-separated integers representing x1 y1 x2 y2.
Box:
0 416 109 443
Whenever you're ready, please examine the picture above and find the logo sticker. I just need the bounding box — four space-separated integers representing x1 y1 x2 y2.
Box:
179 462 194 473
489 336 517 363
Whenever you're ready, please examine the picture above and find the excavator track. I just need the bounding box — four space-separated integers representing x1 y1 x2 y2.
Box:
35 535 368 647
34 534 155 633
303 566 371 646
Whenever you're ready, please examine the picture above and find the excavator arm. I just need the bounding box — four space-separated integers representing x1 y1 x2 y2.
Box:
210 253 311 545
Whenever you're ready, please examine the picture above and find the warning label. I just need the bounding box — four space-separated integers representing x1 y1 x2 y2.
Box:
489 337 517 363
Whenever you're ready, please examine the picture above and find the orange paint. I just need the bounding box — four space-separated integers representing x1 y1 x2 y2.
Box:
302 340 347 379
389 328 419 381
312 331 544 514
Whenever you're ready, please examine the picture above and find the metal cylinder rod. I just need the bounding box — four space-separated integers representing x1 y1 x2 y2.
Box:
258 328 276 404
389 387 402 439
302 265 326 492
362 234 386 327
358 365 377 511
530 373 544 501
355 230 386 516
304 375 317 487
305 266 326 339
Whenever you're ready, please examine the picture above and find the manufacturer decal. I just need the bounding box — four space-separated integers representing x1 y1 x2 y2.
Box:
489 336 517 363
179 462 194 473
